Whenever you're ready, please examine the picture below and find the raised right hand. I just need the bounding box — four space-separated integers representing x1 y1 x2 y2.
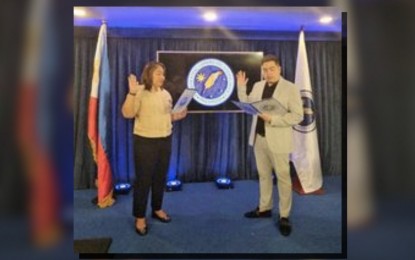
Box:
236 70 249 87
128 74 144 94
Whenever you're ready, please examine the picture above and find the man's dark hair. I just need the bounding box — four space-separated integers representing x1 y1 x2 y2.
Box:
261 55 280 66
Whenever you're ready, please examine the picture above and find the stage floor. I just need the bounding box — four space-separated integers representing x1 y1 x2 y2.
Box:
74 176 342 254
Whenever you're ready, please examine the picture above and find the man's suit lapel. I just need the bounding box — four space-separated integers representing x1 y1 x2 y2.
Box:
272 77 284 101
249 81 265 146
254 81 266 102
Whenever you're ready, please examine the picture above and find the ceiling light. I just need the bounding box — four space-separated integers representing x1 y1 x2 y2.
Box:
203 12 218 22
319 16 333 24
74 8 87 17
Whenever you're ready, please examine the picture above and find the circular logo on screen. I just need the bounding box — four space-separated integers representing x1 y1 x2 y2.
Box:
187 59 235 106
293 90 317 133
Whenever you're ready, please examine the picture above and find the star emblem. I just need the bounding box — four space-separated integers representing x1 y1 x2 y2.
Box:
196 73 205 82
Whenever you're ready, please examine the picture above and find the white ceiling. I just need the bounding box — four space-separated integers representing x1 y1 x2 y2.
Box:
74 7 342 32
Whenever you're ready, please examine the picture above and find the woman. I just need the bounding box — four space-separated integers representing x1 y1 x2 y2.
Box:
121 61 187 236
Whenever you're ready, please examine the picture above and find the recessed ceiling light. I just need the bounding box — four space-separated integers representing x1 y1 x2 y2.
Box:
74 8 87 17
203 11 218 22
319 16 333 24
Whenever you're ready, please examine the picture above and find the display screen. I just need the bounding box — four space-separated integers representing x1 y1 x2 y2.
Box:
157 51 263 112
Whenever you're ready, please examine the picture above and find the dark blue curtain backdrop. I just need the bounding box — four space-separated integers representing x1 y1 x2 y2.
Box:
74 27 342 189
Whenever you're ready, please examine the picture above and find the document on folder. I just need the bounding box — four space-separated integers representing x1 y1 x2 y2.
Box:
172 89 197 113
232 98 287 116
252 98 287 116
231 100 260 115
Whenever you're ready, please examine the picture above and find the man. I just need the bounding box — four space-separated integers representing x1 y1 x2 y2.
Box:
236 55 303 236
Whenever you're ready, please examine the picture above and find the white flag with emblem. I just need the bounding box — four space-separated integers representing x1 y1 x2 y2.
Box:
291 29 323 194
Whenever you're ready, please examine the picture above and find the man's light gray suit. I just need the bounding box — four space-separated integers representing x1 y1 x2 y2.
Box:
238 77 303 217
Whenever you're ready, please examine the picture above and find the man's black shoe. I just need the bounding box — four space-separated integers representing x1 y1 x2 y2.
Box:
244 207 272 218
278 216 292 236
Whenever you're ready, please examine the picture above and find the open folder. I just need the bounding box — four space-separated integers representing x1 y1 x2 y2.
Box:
172 89 197 113
232 98 287 116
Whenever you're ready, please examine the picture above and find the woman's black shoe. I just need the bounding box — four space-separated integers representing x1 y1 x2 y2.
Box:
152 212 171 223
135 226 148 236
